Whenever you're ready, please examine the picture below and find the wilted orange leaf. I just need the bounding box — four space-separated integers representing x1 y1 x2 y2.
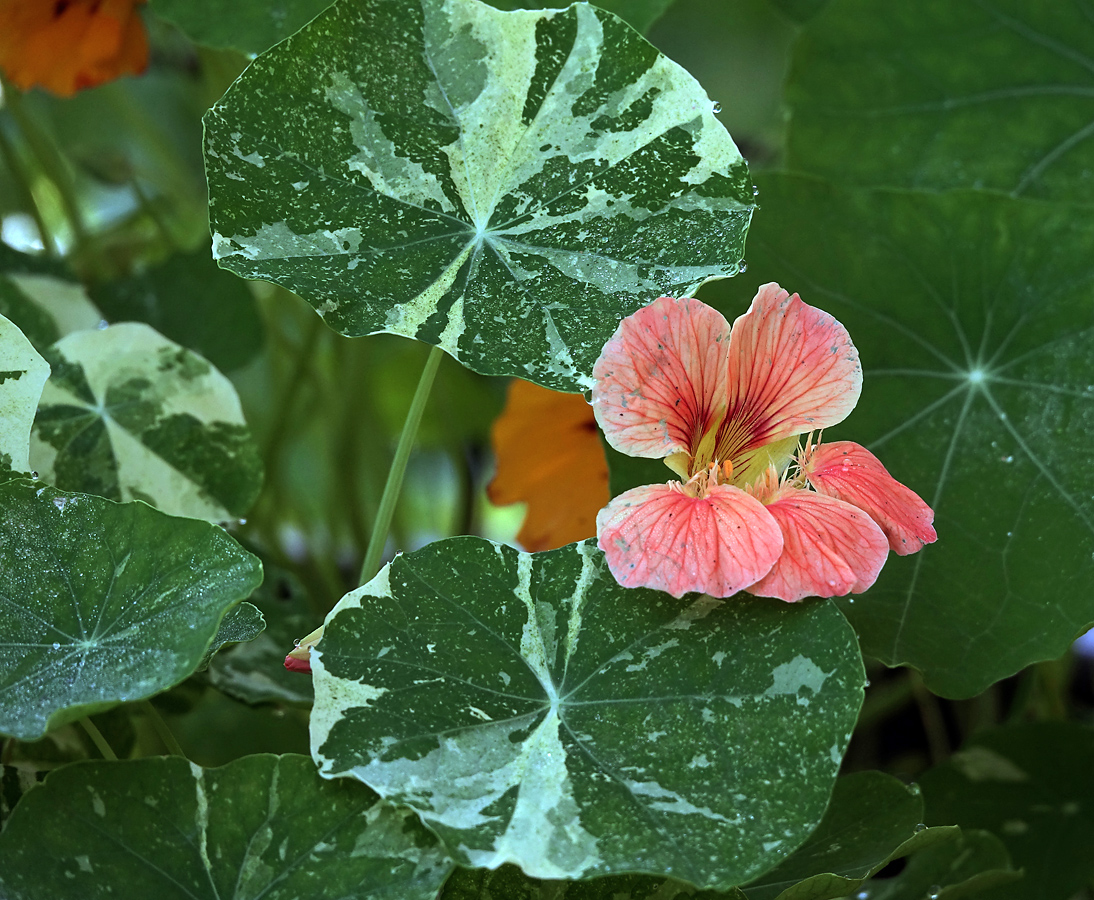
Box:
488 379 609 552
0 0 148 98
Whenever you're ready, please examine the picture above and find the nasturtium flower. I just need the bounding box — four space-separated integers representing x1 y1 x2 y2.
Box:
488 378 609 552
0 0 148 98
592 284 936 601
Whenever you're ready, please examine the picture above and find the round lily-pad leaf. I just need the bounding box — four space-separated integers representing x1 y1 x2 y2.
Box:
204 0 753 391
311 537 865 889
30 322 263 521
0 753 455 900
710 172 1094 698
0 479 262 741
0 315 49 480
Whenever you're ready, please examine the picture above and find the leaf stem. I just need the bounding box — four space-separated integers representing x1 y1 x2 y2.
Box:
358 344 444 585
0 124 55 255
140 701 186 757
79 717 118 761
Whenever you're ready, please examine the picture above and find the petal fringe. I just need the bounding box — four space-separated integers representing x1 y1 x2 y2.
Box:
805 441 937 555
719 283 861 459
488 379 609 551
597 482 783 599
748 488 889 602
593 296 730 461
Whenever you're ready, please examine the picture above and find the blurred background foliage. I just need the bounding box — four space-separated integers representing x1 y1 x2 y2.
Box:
3 1 1094 897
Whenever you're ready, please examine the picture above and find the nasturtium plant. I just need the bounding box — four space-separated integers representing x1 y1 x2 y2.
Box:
311 537 865 889
0 754 455 900
786 0 1094 201
30 322 263 522
0 314 49 478
0 479 262 741
197 601 265 671
204 0 754 390
712 173 1094 698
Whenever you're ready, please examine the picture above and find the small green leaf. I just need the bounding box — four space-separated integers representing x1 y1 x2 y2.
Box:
0 245 101 353
709 173 1094 698
922 722 1094 900
862 829 1019 900
31 322 263 521
209 562 320 706
0 480 262 741
742 772 956 900
785 0 1094 200
88 247 264 372
0 315 49 479
197 601 265 671
151 0 335 55
311 537 864 888
0 754 455 900
205 0 753 391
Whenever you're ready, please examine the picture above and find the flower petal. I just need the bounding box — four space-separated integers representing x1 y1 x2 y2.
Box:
593 296 730 460
804 441 937 555
596 482 783 599
748 487 889 602
488 379 609 551
719 283 861 457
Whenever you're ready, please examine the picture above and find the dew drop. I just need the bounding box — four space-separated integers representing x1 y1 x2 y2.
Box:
914 822 927 832
30 471 38 479
856 892 869 900
97 319 109 330
52 642 60 650
864 679 871 687
908 782 922 796
1002 455 1014 463
928 887 942 900
739 260 748 273
711 100 722 114
238 518 247 525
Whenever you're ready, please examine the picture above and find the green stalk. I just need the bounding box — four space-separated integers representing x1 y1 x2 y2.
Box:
0 125 55 255
140 701 186 757
358 344 444 585
79 717 117 761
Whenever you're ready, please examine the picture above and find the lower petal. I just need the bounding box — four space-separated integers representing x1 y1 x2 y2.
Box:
748 488 889 602
805 441 937 555
596 482 783 599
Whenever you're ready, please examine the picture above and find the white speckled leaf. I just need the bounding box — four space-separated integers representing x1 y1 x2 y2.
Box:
0 754 455 900
0 480 262 741
204 0 753 391
0 315 49 479
311 538 864 889
30 323 263 521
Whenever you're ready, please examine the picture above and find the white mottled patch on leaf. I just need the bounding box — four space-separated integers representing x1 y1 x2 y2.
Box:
6 274 101 338
0 314 49 475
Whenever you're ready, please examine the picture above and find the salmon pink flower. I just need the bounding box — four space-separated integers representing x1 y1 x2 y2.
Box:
592 284 936 601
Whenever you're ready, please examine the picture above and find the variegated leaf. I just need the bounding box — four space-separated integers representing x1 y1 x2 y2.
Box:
204 0 753 391
0 315 49 479
311 538 864 889
30 323 262 521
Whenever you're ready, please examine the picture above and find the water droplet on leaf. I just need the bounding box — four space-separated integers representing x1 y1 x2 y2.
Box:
914 822 927 832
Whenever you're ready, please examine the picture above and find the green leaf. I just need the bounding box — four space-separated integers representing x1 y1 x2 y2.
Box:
785 0 1094 200
88 247 264 373
151 0 335 55
485 0 676 35
209 561 320 706
204 0 753 391
197 601 265 671
0 245 102 353
0 315 49 479
767 0 828 24
0 753 455 900
708 173 1094 698
921 722 1094 900
311 537 865 888
441 864 746 898
0 480 262 741
31 322 263 521
862 829 1019 900
742 772 956 900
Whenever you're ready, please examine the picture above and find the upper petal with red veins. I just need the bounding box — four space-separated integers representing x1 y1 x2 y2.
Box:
596 481 783 599
748 487 889 603
719 283 861 457
593 296 730 459
805 441 937 555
